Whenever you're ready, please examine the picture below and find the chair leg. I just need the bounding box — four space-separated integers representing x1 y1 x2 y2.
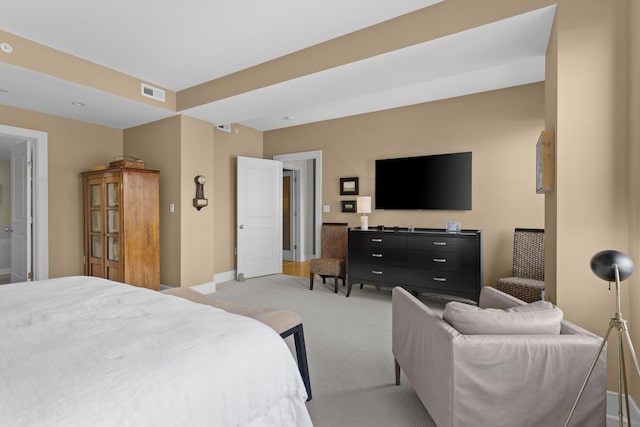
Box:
395 359 401 386
309 273 314 290
281 324 312 401
334 276 339 293
322 276 326 284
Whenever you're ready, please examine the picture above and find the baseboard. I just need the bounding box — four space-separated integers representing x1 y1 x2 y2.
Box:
607 391 640 426
191 281 216 294
214 270 236 284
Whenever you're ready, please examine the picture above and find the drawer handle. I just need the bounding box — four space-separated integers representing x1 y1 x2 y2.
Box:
433 277 447 282
433 258 447 263
371 253 383 258
371 238 383 243
433 242 447 246
372 270 383 275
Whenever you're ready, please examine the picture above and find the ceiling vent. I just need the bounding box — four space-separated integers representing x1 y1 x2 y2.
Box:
216 124 231 133
141 83 165 103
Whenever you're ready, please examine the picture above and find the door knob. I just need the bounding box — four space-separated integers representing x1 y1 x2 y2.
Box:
5 226 13 232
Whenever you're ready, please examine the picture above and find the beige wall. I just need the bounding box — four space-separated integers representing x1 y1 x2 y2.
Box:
124 116 182 286
548 0 637 398
213 124 263 274
124 115 215 287
179 116 215 286
630 0 640 407
0 104 123 278
264 83 546 286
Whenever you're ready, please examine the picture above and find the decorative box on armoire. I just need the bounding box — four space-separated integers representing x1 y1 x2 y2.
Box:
81 167 160 290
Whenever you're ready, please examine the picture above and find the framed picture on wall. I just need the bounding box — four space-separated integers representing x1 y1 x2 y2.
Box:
341 200 357 212
340 177 359 195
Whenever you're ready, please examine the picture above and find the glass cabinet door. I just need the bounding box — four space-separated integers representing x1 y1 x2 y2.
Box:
90 211 101 232
107 210 119 233
107 236 120 261
91 235 102 258
90 184 102 208
107 182 119 207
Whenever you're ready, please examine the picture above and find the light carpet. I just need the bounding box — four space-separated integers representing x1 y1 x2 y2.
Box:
214 274 448 427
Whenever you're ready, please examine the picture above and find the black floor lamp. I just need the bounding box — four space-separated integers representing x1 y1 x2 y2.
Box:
565 250 640 427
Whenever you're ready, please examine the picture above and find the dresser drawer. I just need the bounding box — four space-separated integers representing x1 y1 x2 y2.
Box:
405 269 476 292
408 235 477 253
349 247 406 265
350 264 406 284
407 250 477 272
349 232 406 249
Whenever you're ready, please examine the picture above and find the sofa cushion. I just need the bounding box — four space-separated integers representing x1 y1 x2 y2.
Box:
443 300 563 335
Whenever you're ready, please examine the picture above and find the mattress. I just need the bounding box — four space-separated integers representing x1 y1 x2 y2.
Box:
0 276 312 427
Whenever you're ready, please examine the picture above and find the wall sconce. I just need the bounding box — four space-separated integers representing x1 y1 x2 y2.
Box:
193 175 208 210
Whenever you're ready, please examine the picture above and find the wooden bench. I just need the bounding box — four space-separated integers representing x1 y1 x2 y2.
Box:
162 287 312 401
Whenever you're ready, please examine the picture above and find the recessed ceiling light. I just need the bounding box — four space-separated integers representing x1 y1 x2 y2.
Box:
72 101 86 107
1 43 13 53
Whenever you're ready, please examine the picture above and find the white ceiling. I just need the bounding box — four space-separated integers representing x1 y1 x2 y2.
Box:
0 1 556 131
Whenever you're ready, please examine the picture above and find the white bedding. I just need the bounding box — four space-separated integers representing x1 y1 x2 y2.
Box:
0 276 312 427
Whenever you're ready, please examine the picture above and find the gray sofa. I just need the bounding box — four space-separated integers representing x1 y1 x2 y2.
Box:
392 286 606 427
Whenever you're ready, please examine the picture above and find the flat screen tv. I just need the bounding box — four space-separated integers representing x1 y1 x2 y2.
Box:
375 152 472 210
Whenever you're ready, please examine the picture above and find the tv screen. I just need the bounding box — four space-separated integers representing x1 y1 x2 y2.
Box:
375 152 472 210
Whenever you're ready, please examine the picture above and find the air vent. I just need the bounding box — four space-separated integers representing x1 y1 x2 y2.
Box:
216 124 231 133
141 83 165 103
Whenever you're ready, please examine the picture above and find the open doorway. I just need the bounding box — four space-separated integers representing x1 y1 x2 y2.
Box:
282 169 299 262
0 124 49 283
274 150 322 262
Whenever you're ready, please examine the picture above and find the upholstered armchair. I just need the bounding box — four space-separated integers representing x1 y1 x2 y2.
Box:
392 286 606 427
497 228 545 302
309 223 348 293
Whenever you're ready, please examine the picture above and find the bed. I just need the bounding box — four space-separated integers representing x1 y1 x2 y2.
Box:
0 276 313 427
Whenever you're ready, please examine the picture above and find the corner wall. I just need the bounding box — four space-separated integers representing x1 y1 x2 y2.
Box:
179 116 215 286
547 0 637 398
124 116 182 286
124 115 215 287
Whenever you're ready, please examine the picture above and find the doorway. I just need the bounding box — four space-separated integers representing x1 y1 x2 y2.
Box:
282 169 299 262
273 150 322 262
0 124 49 283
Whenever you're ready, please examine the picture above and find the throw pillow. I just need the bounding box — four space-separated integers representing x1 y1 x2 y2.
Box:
442 300 563 335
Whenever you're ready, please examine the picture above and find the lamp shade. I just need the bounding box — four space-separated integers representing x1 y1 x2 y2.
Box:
357 196 371 214
590 250 634 282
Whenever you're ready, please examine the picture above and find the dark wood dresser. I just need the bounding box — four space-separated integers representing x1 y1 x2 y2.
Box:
347 227 483 302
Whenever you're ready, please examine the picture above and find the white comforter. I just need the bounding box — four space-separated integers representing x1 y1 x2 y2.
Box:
0 276 312 427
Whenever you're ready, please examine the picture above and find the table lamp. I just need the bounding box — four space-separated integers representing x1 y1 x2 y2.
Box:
565 250 639 427
357 196 371 230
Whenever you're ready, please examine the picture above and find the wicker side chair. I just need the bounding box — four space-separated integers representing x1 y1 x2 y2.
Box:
496 228 545 303
309 223 349 294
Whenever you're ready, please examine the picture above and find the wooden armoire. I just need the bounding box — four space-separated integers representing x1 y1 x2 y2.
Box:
81 168 160 290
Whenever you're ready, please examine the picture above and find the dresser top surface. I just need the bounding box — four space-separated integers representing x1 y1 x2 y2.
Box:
349 227 481 236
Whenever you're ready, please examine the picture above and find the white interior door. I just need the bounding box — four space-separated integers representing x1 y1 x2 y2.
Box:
10 140 31 283
237 156 282 280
